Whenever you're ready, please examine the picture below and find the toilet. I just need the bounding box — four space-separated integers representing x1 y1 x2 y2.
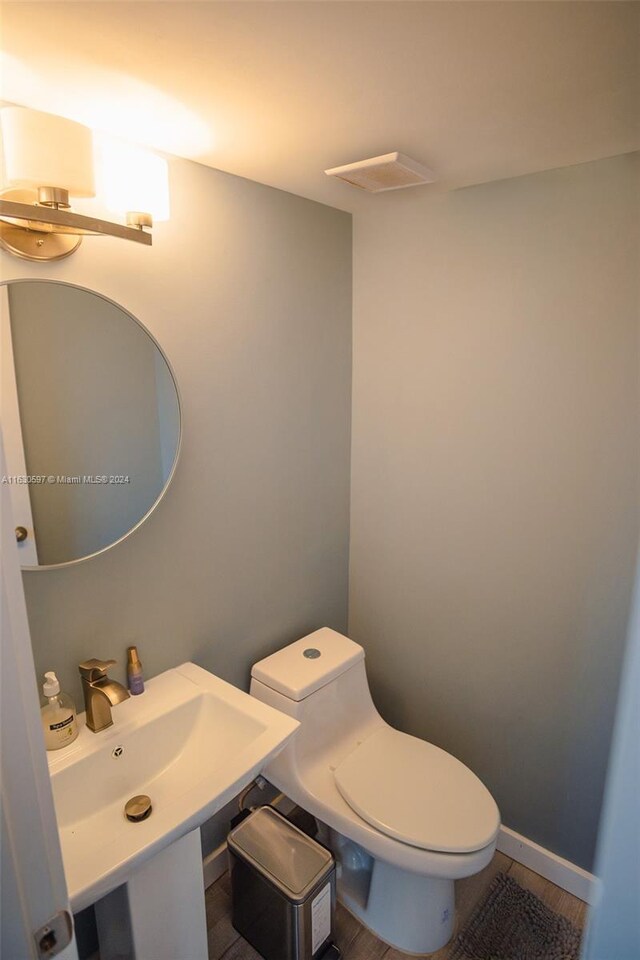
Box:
250 627 500 956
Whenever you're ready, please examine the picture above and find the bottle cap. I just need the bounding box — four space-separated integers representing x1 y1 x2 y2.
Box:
127 646 142 669
43 671 60 696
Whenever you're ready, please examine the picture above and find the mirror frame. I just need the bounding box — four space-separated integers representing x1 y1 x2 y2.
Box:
2 278 183 572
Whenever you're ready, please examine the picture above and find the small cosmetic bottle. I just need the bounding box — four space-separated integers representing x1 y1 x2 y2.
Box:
127 646 145 695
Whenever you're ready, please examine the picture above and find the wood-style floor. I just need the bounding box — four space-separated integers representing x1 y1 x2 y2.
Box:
206 852 588 960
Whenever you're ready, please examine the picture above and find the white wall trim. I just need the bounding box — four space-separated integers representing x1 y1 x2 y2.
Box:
498 826 598 905
203 842 229 890
203 814 598 906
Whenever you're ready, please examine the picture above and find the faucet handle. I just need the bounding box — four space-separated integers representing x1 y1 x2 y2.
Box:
79 658 117 682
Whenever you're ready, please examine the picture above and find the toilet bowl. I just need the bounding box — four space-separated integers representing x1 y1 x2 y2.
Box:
250 628 500 956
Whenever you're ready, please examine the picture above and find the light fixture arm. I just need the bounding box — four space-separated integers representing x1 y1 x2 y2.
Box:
0 107 158 261
0 190 152 261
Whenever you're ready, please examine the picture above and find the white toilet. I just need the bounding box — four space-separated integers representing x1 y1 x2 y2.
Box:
250 627 500 956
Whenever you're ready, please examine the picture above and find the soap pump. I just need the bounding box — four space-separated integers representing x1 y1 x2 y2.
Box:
41 672 78 750
127 646 145 695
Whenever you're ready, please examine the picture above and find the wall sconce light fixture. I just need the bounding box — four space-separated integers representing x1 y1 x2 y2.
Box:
0 107 154 261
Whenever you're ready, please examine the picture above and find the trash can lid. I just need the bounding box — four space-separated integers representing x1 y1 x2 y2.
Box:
228 806 333 901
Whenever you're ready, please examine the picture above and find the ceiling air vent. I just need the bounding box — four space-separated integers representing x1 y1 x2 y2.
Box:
325 152 435 193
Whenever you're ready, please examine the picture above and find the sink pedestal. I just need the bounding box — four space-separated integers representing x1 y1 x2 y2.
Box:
95 828 207 960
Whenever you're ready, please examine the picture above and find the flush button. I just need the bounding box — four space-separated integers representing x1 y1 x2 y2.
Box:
303 648 321 659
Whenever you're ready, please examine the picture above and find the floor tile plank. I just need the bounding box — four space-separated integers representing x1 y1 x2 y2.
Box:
334 902 366 956
344 924 389 959
205 882 232 930
218 936 263 960
207 907 241 960
207 851 588 959
507 859 588 928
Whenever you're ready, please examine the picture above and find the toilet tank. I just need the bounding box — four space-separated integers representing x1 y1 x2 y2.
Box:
250 629 383 789
251 628 364 703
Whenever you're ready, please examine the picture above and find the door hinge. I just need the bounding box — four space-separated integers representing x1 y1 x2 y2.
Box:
34 910 73 959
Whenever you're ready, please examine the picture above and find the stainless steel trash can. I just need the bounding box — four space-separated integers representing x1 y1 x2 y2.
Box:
228 806 339 960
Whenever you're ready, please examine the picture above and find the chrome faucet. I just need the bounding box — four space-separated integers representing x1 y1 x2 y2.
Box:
79 658 130 733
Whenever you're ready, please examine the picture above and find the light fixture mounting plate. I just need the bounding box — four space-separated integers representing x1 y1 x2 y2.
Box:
0 189 81 261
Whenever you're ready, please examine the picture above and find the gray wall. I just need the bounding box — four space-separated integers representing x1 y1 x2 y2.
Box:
350 153 639 870
1 152 352 713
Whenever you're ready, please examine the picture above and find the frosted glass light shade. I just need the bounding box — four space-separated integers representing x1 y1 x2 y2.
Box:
1 107 95 197
94 135 170 222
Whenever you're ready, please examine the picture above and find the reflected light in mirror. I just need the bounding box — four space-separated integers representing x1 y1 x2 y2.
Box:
0 52 213 158
93 134 170 223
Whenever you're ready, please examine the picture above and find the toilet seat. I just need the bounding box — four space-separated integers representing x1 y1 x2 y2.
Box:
334 726 499 854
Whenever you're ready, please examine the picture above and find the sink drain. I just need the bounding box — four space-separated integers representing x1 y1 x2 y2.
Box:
125 795 152 822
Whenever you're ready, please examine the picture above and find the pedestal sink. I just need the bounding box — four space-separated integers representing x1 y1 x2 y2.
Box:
47 662 299 959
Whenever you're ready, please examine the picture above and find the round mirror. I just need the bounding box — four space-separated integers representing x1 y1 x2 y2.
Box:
1 280 181 569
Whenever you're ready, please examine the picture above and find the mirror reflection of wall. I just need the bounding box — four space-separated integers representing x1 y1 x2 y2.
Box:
2 281 180 568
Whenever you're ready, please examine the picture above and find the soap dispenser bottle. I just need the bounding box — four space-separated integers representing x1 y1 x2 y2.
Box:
41 672 78 750
127 646 145 695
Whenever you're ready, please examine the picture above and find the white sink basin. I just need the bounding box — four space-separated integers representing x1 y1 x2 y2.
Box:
47 662 299 911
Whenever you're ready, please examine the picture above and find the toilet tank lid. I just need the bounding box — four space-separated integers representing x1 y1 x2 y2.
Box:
251 628 364 701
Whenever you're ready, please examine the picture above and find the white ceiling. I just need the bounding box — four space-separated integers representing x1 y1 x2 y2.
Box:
2 1 639 213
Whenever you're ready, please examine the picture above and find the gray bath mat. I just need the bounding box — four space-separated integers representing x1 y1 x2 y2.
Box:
450 873 582 960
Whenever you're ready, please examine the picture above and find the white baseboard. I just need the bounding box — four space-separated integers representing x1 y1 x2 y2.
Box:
498 825 598 905
203 842 228 890
204 814 597 906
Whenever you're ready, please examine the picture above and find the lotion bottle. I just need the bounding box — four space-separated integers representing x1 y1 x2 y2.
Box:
41 672 78 750
127 646 145 695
